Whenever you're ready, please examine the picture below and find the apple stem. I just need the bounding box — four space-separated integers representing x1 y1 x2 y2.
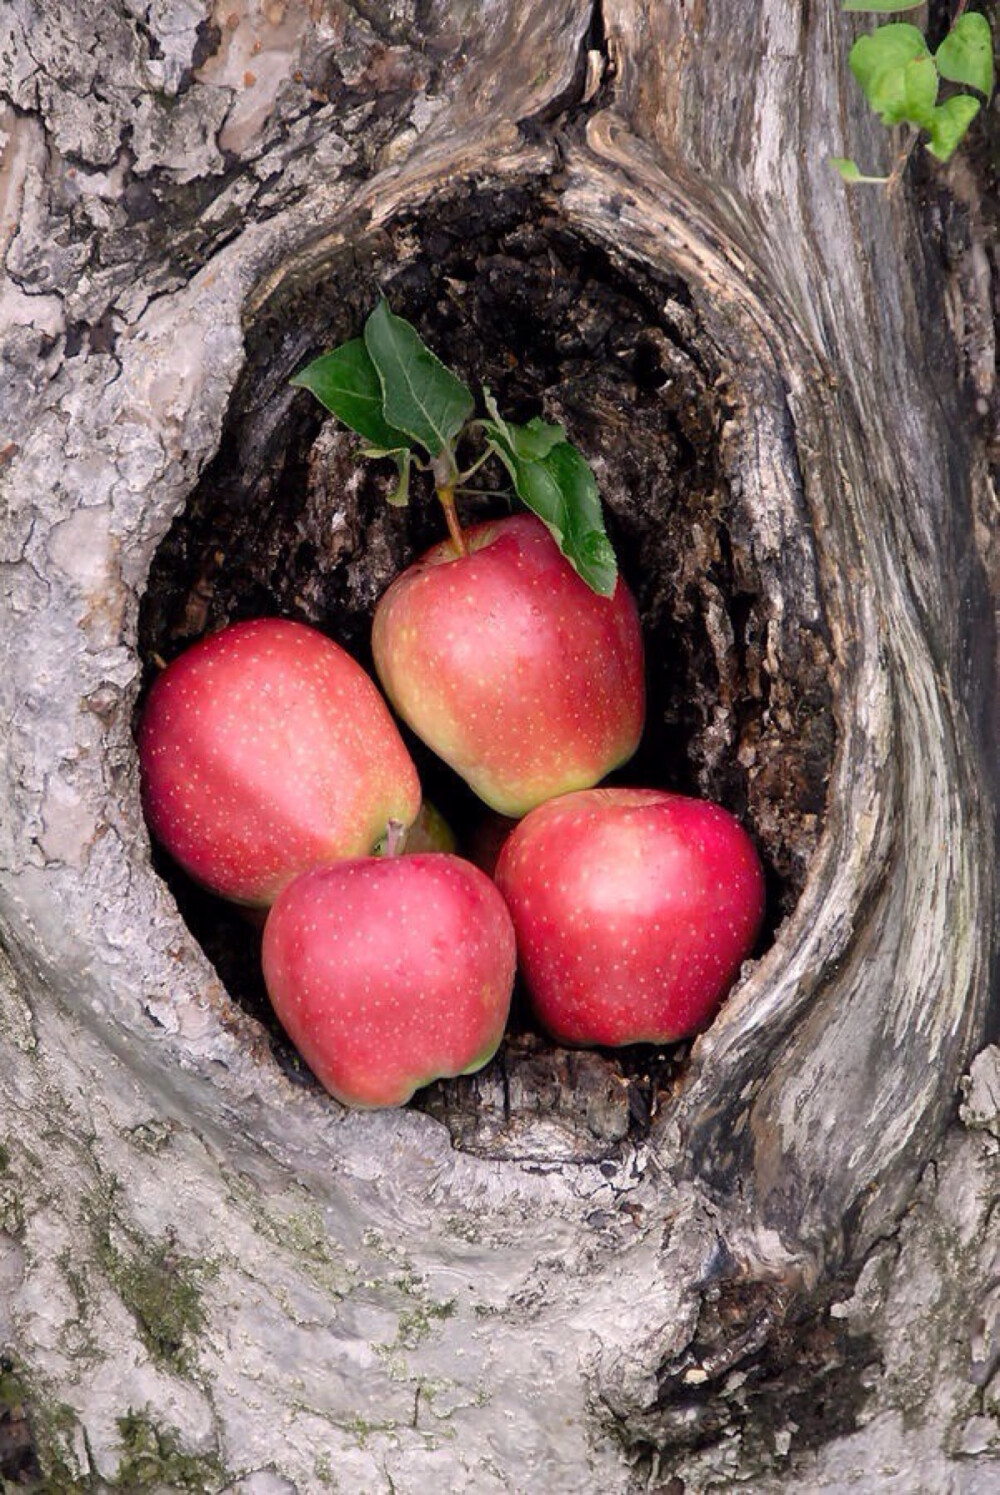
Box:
382 819 407 857
436 482 468 557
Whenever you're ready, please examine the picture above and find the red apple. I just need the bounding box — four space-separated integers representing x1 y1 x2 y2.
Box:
138 618 421 907
371 513 644 816
494 788 765 1046
261 854 516 1107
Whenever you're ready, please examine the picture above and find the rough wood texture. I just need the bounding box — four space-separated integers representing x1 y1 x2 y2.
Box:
0 1 996 1488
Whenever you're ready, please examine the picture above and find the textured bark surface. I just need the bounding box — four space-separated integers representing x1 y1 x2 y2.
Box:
0 1 996 1490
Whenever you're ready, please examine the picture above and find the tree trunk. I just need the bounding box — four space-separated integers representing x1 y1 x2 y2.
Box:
1 2 996 1490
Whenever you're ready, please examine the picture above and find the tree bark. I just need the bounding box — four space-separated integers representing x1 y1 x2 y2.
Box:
0 2 996 1490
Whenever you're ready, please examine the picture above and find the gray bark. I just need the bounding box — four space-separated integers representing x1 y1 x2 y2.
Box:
0 1 996 1490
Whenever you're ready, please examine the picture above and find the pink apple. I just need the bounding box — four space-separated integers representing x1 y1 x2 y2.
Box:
371 513 644 816
138 618 421 907
261 854 516 1107
494 788 765 1046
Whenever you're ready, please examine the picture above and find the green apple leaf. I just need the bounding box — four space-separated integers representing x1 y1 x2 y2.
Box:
541 443 618 596
290 339 413 452
924 93 982 161
849 25 937 127
361 447 413 507
829 155 891 183
513 417 567 459
363 299 474 458
483 412 617 596
935 13 994 98
842 0 924 11
481 392 566 458
480 395 566 461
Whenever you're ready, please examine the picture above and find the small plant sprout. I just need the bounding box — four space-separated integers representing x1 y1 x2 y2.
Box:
290 299 618 596
832 3 994 186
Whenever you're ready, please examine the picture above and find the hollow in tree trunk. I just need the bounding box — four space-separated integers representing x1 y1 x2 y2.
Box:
0 2 997 1490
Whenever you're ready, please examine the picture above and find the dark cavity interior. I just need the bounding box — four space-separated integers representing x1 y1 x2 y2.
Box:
138 182 834 1162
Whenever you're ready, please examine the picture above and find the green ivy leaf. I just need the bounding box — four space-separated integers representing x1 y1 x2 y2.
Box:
850 24 939 127
843 0 924 11
830 155 863 182
936 13 994 98
483 412 617 596
924 93 982 161
829 155 891 183
290 340 413 452
363 300 474 458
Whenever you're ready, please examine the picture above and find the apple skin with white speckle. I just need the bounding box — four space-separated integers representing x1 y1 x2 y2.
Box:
138 618 421 907
371 513 644 817
494 788 765 1047
261 854 516 1108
